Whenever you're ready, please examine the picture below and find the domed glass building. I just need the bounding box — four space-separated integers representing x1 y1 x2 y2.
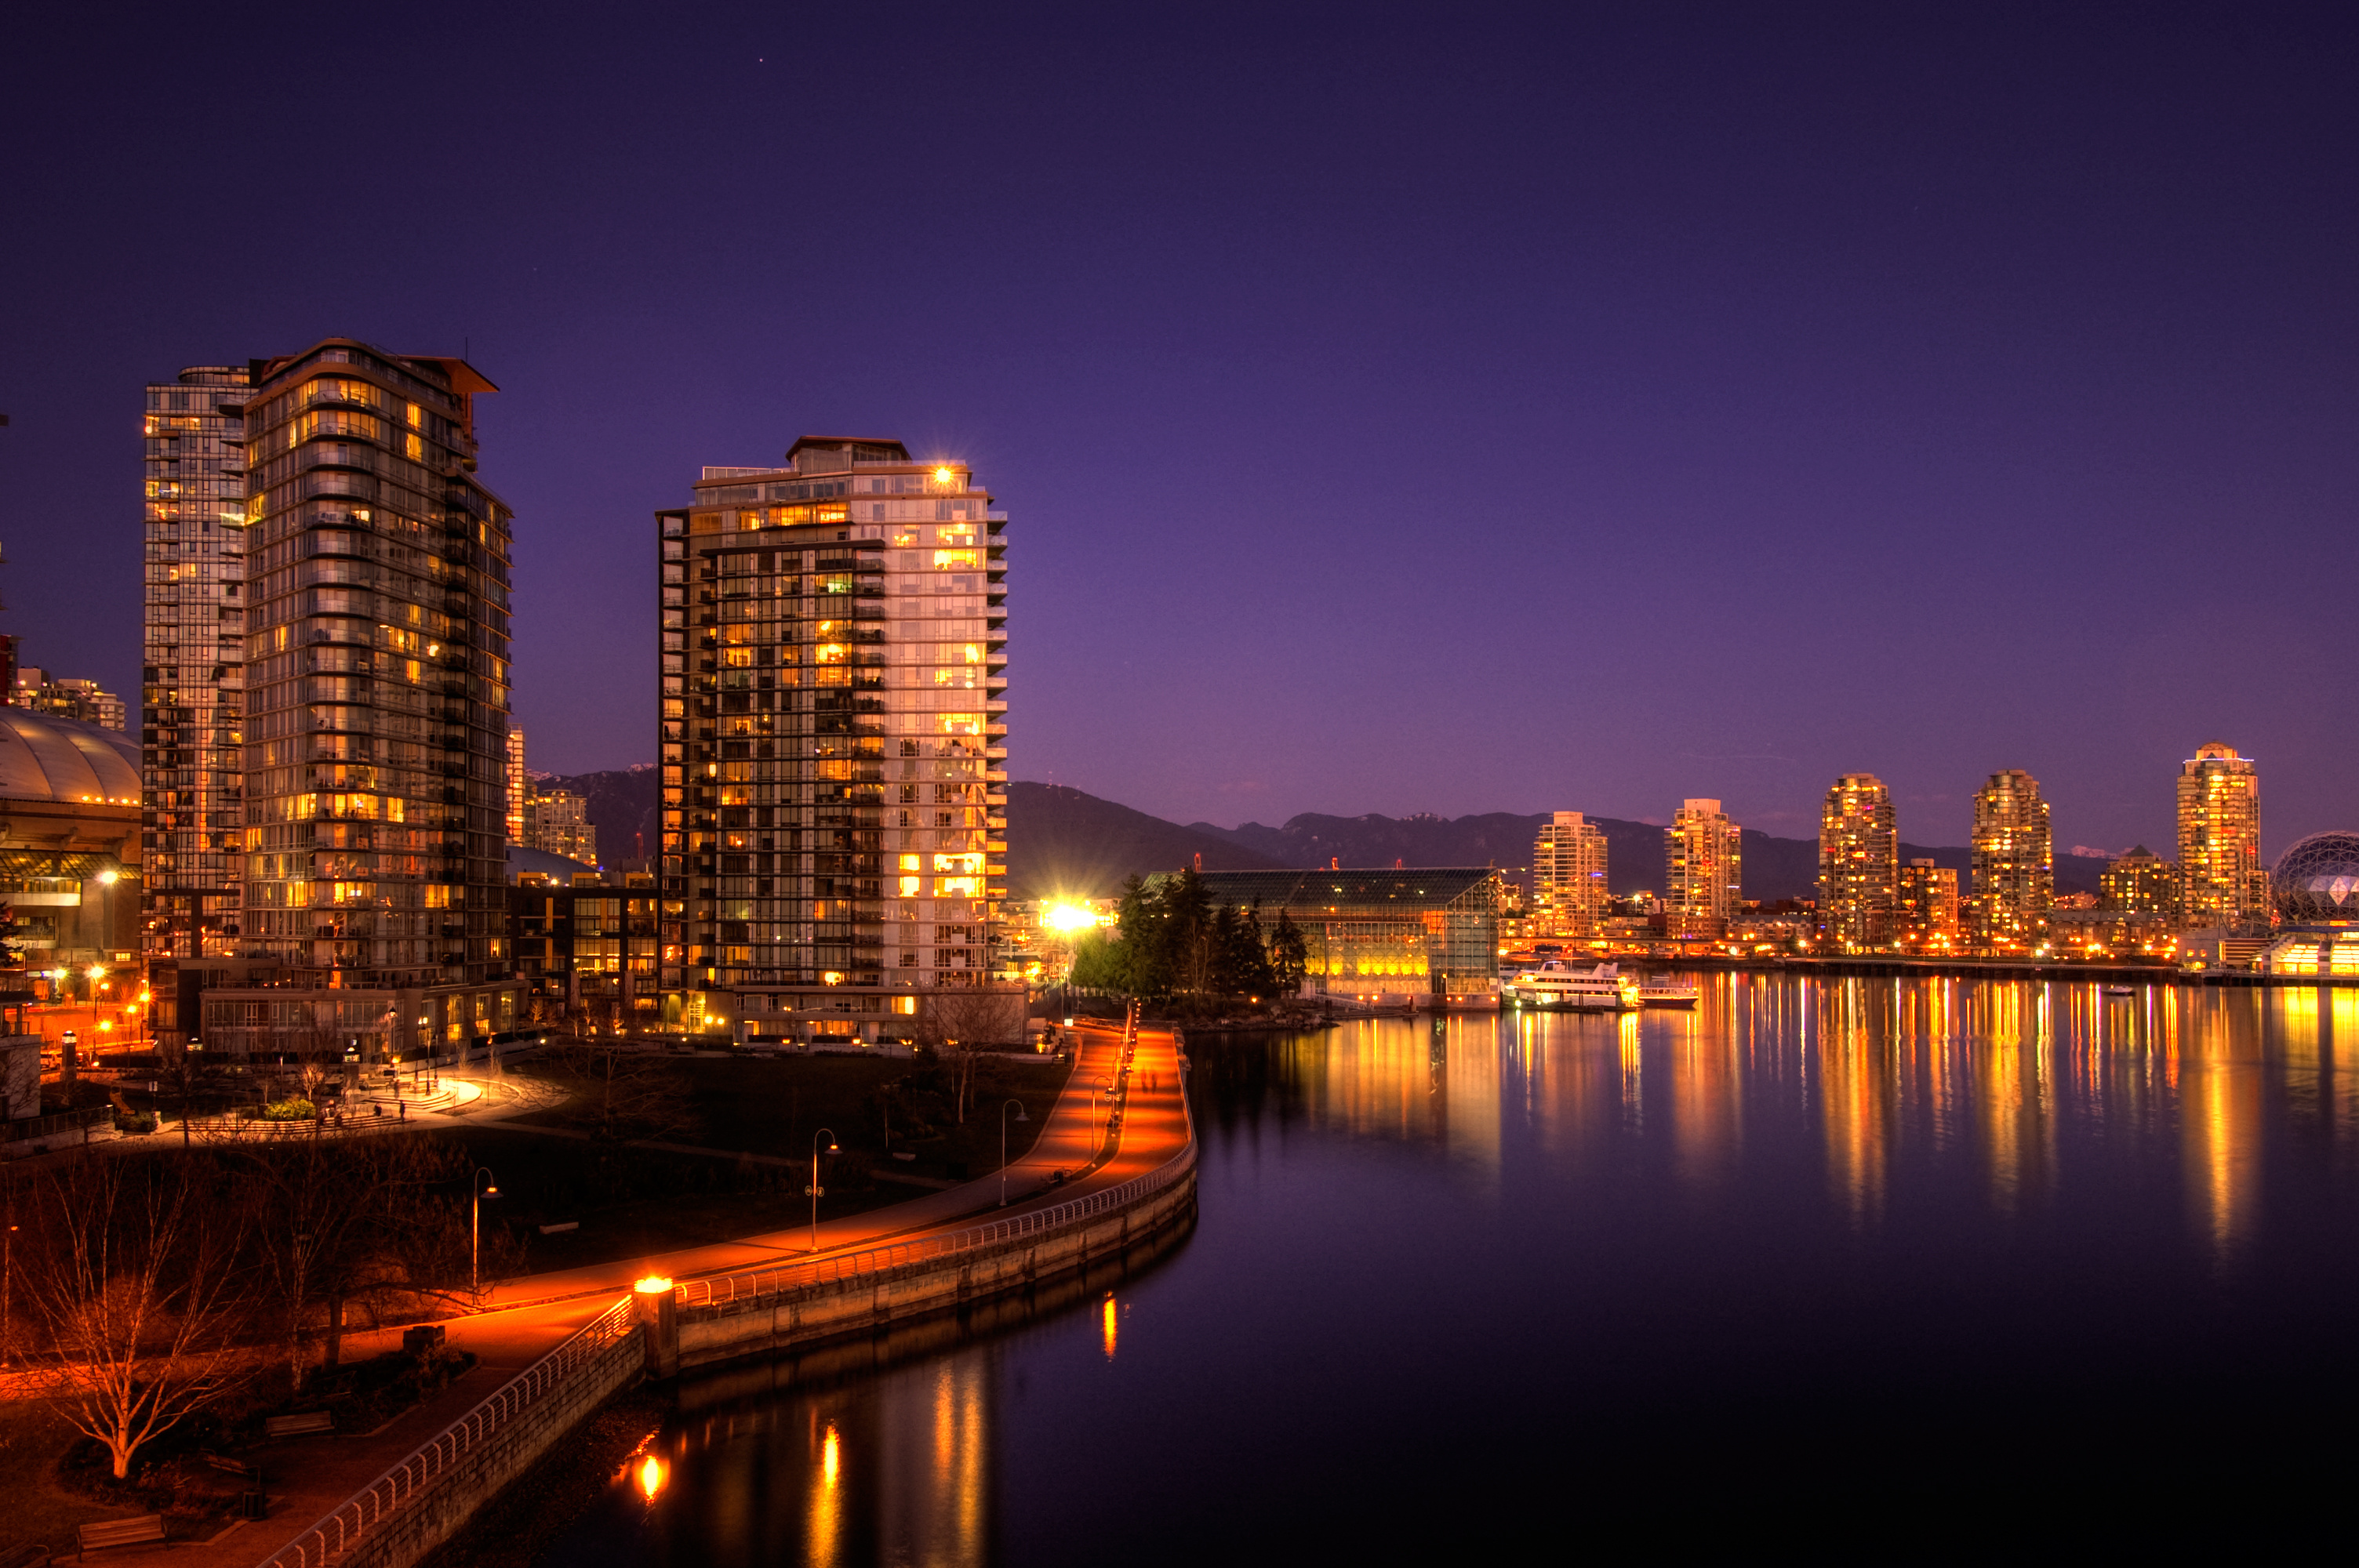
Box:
0 706 140 979
2272 833 2359 927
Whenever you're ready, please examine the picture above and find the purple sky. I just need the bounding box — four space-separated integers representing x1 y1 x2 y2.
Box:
3 5 2353 855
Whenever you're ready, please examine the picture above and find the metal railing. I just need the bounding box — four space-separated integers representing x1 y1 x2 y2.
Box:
676 1018 1188 1310
259 1294 641 1568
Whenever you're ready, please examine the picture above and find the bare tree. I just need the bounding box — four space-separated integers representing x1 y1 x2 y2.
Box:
16 1152 256 1479
921 985 1028 1123
544 1033 698 1144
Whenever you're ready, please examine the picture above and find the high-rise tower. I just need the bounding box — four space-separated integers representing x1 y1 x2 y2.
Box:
1664 798 1741 939
141 365 253 977
1968 768 2052 950
1818 774 1897 949
2177 741 2265 931
1532 811 1608 938
173 339 519 1058
656 438 1009 1044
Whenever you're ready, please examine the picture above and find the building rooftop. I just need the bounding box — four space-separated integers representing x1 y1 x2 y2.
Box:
0 708 140 806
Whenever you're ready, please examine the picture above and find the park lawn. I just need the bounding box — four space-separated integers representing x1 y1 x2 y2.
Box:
428 1051 1074 1277
0 1399 162 1557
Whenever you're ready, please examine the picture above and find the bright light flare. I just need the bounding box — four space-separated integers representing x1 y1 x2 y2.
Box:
932 466 955 485
635 1454 667 1501
822 1424 841 1485
1043 902 1098 935
634 1275 674 1295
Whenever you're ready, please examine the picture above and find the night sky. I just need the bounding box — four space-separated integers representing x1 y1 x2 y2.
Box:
2 5 2352 853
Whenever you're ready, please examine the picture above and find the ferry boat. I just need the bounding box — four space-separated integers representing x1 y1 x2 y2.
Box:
1502 960 1641 1011
1637 978 1700 1008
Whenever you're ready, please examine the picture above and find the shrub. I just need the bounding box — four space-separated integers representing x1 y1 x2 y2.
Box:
259 1098 315 1122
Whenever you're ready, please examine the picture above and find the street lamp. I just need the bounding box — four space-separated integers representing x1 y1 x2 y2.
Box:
471 1168 500 1302
96 869 118 965
807 1127 838 1254
998 1098 1029 1207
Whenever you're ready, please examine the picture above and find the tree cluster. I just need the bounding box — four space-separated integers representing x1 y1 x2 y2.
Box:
4 1138 493 1480
1067 869 1308 1004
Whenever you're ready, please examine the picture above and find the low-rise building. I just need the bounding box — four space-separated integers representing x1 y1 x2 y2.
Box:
1187 868 1506 1006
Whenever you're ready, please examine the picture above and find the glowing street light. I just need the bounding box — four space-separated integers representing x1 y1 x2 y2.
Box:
998 1098 1029 1207
471 1168 500 1302
807 1128 838 1254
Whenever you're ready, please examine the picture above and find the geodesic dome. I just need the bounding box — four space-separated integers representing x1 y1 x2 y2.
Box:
2273 832 2359 925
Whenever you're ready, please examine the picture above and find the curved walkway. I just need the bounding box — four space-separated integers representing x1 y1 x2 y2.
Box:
183 1018 1190 1568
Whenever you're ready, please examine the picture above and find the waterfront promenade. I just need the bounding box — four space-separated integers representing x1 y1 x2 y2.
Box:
164 1021 1190 1568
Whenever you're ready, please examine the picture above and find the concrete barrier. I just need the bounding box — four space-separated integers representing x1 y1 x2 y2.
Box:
661 1157 1197 1371
258 1297 643 1568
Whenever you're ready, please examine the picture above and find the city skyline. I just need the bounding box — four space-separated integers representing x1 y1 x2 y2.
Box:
5 9 2357 855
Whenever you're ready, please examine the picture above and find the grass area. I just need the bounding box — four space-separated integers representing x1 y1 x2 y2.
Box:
419 1049 1074 1276
0 1399 125 1560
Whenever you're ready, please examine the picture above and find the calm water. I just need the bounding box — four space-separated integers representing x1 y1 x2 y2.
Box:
546 976 2359 1561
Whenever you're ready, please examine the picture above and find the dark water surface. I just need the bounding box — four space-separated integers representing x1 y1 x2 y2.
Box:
543 977 2359 1563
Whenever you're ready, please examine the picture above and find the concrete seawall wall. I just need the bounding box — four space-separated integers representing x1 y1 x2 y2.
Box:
264 1308 644 1568
670 1167 1198 1372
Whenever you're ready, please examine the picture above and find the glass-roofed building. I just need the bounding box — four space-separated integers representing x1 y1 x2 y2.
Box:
1183 868 1506 1007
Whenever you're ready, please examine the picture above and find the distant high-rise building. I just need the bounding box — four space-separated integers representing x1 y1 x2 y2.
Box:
524 789 598 867
1968 769 2052 949
1818 774 1897 949
657 437 1009 1045
14 668 127 731
2100 845 2179 920
140 364 253 965
2178 741 2266 931
1664 798 1741 938
167 339 519 1058
505 729 528 844
1533 811 1608 937
1898 858 1960 947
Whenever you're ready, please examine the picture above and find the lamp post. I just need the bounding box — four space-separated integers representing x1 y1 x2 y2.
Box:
96 869 118 965
998 1098 1029 1207
471 1167 499 1303
1093 1076 1114 1153
807 1127 838 1254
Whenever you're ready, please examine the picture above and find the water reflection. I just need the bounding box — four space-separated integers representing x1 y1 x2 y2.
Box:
544 976 2359 1566
1210 975 2343 1264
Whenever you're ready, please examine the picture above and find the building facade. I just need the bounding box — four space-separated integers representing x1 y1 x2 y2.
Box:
1664 797 1741 938
2177 741 2266 932
523 789 598 866
1968 768 2052 950
510 871 660 1027
167 339 520 1058
140 364 253 970
1532 811 1608 938
656 437 1008 1044
15 670 128 731
1188 868 1504 1004
2100 845 2179 920
505 729 529 843
1897 858 1960 949
1818 774 1898 949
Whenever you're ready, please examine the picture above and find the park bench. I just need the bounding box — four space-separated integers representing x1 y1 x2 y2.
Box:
75 1515 162 1558
263 1410 335 1439
1 1541 53 1567
203 1452 260 1481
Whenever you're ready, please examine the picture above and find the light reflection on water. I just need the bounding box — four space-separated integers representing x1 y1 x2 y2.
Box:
544 975 2359 1565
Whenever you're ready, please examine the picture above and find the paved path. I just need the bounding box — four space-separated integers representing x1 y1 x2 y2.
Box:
194 1019 1191 1568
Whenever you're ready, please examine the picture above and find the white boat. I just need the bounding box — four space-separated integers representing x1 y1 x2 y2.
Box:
1637 978 1700 1008
2102 985 2136 998
1502 960 1640 1011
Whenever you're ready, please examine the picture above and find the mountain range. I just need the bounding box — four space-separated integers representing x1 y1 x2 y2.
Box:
539 770 2107 902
